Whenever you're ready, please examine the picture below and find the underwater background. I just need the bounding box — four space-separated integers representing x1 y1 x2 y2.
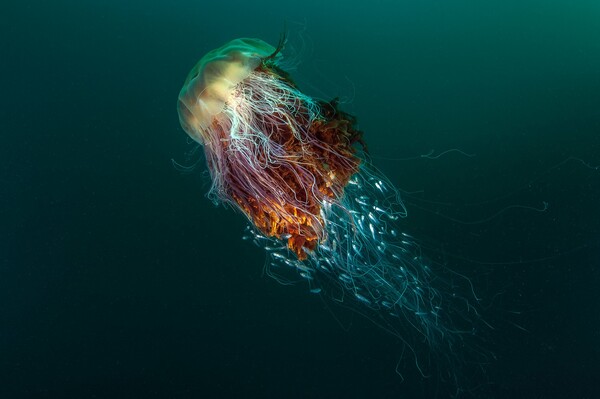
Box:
2 0 599 398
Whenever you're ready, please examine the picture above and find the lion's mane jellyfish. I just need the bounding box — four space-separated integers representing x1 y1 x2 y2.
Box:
178 38 485 382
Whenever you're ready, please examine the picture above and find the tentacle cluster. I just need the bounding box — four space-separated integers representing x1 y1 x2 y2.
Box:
202 63 363 259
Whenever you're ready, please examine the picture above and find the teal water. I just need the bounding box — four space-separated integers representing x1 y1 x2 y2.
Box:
2 1 599 397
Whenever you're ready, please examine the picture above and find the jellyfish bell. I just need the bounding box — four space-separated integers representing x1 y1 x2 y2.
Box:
177 38 279 144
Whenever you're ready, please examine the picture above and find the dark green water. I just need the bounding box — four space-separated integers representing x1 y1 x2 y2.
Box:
2 1 599 398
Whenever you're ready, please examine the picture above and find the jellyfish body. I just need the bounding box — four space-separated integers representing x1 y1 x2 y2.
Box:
178 38 364 259
178 38 483 382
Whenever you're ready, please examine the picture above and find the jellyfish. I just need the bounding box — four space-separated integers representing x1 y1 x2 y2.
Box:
177 37 486 385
